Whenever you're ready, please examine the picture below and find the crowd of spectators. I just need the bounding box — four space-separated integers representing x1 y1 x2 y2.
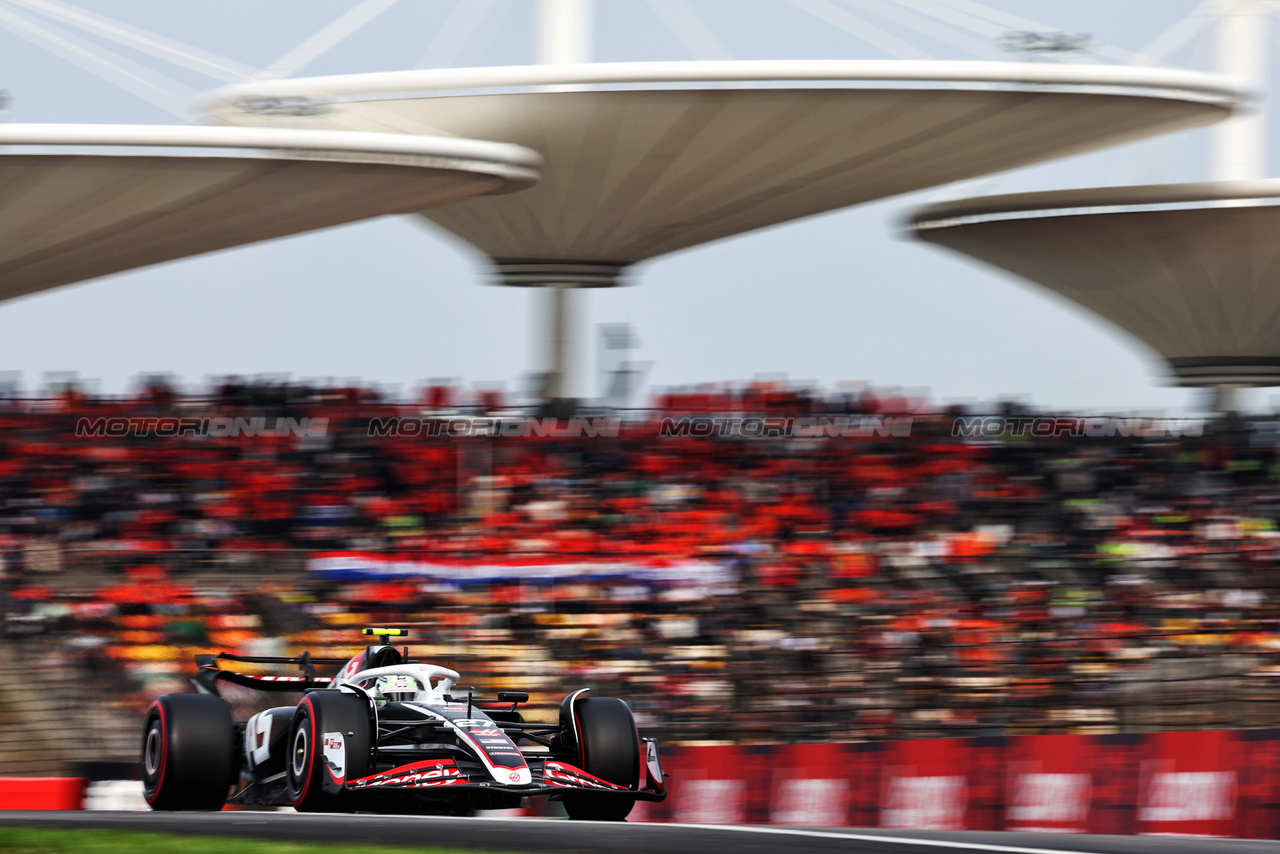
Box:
3 377 1280 749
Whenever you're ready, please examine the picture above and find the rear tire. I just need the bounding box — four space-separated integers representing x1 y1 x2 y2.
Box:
141 693 235 811
286 691 372 813
563 696 639 821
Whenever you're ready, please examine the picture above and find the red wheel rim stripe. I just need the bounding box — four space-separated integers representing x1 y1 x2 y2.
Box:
292 696 317 806
144 701 167 805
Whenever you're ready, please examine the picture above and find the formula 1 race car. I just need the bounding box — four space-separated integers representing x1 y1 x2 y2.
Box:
141 628 666 819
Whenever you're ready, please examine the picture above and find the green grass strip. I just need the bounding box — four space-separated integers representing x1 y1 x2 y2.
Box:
0 826 514 854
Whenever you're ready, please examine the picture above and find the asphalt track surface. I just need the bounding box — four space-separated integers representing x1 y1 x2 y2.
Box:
2 813 1280 854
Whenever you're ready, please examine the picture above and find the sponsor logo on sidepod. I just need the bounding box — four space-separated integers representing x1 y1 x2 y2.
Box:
322 732 346 783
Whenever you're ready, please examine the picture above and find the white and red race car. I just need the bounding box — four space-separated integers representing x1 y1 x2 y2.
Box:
141 628 665 819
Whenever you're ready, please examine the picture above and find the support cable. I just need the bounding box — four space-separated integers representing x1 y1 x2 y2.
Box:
839 0 994 59
646 0 732 61
6 0 256 81
790 0 930 60
260 0 402 80
1133 0 1232 66
415 0 498 69
0 0 194 118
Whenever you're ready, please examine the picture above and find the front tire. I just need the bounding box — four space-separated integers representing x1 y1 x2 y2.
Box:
141 693 235 811
286 691 372 813
563 696 639 821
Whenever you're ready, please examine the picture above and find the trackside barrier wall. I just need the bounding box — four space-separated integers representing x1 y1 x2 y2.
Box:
640 729 1280 838
4 729 1279 837
0 777 87 809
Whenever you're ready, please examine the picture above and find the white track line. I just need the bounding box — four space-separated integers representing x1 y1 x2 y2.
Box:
653 824 1100 853
374 815 1107 854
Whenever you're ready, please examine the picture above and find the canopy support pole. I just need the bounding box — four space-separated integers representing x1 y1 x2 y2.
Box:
542 283 577 403
1214 0 1268 181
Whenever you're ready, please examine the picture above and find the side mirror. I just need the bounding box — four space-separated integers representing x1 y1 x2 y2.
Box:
497 691 529 704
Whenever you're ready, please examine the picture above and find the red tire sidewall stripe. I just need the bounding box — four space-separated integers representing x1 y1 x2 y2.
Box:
292 697 316 806
145 701 167 805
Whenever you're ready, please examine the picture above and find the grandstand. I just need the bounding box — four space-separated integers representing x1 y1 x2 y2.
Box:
4 381 1280 771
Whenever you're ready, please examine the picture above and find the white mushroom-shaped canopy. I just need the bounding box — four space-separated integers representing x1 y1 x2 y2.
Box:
0 124 541 303
911 181 1280 386
205 60 1245 286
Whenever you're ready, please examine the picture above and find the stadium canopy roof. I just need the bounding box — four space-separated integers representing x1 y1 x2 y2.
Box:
0 124 540 303
910 181 1280 387
205 60 1246 287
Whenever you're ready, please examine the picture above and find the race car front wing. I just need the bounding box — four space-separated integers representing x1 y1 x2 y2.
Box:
345 755 665 800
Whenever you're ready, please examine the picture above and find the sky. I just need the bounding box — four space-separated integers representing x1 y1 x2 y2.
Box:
0 0 1272 411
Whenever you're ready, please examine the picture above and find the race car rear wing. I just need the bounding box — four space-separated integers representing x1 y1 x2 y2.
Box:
190 642 534 704
192 652 342 694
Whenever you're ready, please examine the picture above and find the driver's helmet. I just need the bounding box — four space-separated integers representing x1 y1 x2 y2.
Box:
372 673 422 703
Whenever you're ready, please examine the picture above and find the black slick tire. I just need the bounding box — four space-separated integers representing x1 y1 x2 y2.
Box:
141 693 235 811
563 696 640 821
286 691 372 813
